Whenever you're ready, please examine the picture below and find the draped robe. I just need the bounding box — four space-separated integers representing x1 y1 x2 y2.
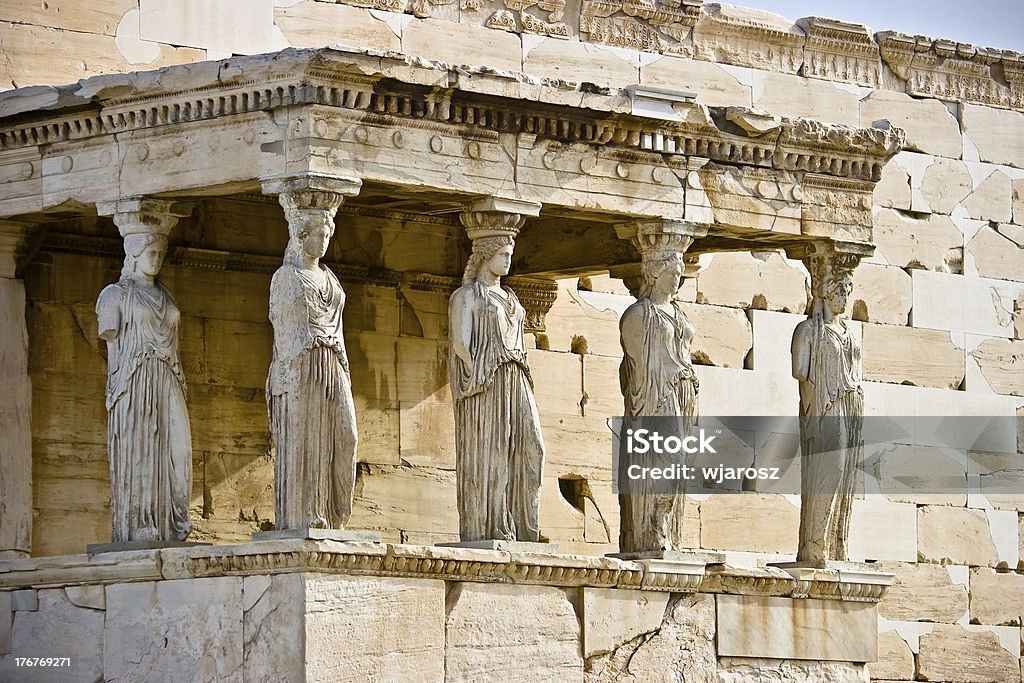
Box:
97 278 192 542
268 264 357 530
449 282 545 542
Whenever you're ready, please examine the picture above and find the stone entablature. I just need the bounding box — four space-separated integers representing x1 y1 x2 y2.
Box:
878 31 1024 110
0 539 892 601
0 47 902 264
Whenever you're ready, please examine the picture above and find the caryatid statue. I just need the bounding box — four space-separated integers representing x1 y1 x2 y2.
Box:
614 220 706 555
261 174 362 532
96 199 193 543
449 197 545 543
790 242 866 564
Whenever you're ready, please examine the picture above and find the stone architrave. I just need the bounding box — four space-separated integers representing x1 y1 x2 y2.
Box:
787 240 871 564
449 196 545 542
614 220 707 555
95 198 194 543
260 174 363 532
0 220 33 559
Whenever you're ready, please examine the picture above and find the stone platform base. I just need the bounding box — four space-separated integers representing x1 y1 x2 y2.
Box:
0 540 891 682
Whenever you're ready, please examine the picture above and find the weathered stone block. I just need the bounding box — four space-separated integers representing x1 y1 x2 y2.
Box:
848 499 917 563
717 595 877 661
399 393 455 469
543 285 627 358
919 156 973 215
243 573 303 683
970 567 1024 626
860 89 962 159
963 169 1013 223
2 588 103 682
873 208 962 271
873 160 912 210
696 252 808 314
911 270 1015 337
962 104 1024 168
203 318 273 389
581 588 669 659
967 224 1024 283
403 18 522 72
695 366 799 417
640 56 752 108
877 561 969 622
350 464 457 536
867 630 915 681
105 577 243 682
918 624 1020 683
305 575 445 682
700 493 798 554
275 1 401 52
749 309 803 373
862 324 964 389
970 338 1024 396
445 583 582 683
918 506 999 566
680 303 752 369
523 38 638 86
531 349 585 416
850 263 912 326
877 444 967 507
585 593 715 683
754 72 861 127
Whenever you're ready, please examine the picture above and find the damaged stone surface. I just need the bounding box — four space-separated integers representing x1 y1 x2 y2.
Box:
584 593 716 683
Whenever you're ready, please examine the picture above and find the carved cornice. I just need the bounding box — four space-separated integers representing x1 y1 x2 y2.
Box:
0 540 893 602
798 17 881 87
693 4 805 73
0 48 903 185
878 31 1024 110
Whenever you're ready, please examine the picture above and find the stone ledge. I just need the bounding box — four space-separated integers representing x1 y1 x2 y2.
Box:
0 539 894 601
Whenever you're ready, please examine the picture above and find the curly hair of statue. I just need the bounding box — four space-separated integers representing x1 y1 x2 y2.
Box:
638 252 684 299
805 252 858 316
462 235 514 285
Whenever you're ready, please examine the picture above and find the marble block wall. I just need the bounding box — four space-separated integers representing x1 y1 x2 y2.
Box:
2 2 1024 682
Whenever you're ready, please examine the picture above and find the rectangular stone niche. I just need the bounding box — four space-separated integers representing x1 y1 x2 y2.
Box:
0 540 886 682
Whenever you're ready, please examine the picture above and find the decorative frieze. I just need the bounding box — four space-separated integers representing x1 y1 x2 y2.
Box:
0 540 895 601
797 17 881 87
878 31 1024 110
505 276 558 332
579 0 702 54
692 4 805 73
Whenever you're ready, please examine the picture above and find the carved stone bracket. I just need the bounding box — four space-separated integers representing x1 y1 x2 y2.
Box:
505 276 558 332
614 219 707 260
260 173 363 216
785 239 872 302
96 198 192 239
460 196 542 241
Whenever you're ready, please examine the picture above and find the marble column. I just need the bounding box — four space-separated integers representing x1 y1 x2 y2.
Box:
0 220 33 559
449 197 545 544
787 240 870 565
613 219 707 555
259 173 363 534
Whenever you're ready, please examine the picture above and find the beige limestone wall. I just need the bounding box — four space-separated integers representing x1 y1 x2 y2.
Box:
4 2 1024 682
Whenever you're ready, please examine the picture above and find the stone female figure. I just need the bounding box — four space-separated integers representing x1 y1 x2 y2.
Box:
791 255 862 563
449 236 546 542
618 252 698 553
267 207 357 530
97 233 192 542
